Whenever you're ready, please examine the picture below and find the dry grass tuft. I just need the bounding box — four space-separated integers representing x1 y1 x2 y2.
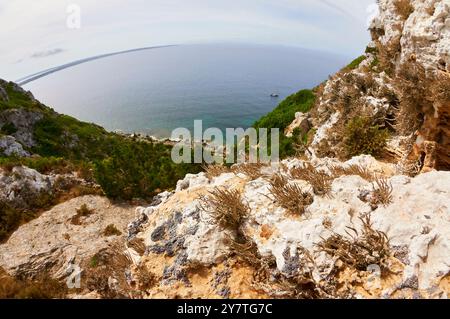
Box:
83 244 131 298
317 214 391 271
199 188 249 232
290 163 334 196
322 217 333 229
275 247 323 299
371 177 394 208
394 0 414 20
226 234 262 268
329 164 375 181
269 174 313 216
103 224 122 237
233 163 265 180
70 204 94 225
0 267 67 299
127 237 146 256
134 265 158 291
202 164 230 180
251 246 344 299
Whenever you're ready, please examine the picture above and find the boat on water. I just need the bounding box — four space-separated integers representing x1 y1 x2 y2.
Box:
270 93 279 98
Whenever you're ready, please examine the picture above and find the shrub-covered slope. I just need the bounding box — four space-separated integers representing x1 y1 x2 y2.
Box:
0 79 201 241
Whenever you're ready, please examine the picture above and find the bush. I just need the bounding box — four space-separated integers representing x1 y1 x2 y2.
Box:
344 55 367 71
199 188 249 233
0 81 43 111
290 163 334 196
0 156 79 175
269 174 313 215
0 268 67 299
2 83 203 201
94 140 201 200
254 89 315 131
0 122 17 135
103 224 122 237
70 204 94 225
343 117 389 158
0 203 23 242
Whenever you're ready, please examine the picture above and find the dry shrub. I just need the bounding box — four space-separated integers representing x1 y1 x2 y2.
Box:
199 188 249 232
103 224 122 237
394 63 450 170
371 177 394 208
70 204 94 225
329 164 375 182
394 62 427 135
290 163 334 196
226 235 262 268
269 174 313 216
233 163 265 180
83 244 131 299
202 164 230 180
251 246 344 299
375 35 402 75
318 215 391 271
394 0 414 20
322 217 333 229
0 267 67 299
127 237 146 256
134 265 157 291
275 247 324 299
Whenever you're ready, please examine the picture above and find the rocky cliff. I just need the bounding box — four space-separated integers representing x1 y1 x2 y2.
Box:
309 0 450 172
0 0 449 299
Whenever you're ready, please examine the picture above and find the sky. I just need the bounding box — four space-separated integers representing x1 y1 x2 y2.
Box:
0 0 376 81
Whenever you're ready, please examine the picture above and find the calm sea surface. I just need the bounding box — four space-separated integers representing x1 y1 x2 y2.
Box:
24 44 347 138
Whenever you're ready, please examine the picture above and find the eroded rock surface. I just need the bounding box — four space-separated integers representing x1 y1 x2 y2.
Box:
0 196 136 281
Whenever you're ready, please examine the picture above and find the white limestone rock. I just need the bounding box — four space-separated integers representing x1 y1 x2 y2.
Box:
0 135 30 157
0 196 137 279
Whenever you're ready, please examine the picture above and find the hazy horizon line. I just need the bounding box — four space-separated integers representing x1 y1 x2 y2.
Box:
16 42 352 86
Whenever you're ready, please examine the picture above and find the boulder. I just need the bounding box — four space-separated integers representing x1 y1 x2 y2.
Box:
0 196 137 280
0 109 43 148
0 135 30 157
285 112 311 137
126 156 450 298
0 85 8 102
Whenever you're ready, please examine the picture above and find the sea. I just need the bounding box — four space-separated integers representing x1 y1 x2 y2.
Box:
23 43 348 138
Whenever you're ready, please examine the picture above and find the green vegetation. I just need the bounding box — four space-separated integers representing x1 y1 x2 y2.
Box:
90 255 99 268
0 81 202 202
30 111 202 200
0 82 45 111
0 156 88 175
32 113 111 159
0 122 17 135
254 89 315 131
93 140 199 200
344 55 367 71
253 89 315 159
343 116 389 157
0 203 23 242
365 46 378 55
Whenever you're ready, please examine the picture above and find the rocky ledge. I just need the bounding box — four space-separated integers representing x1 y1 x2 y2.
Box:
0 156 448 299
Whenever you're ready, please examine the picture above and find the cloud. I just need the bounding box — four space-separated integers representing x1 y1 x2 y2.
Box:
30 48 65 59
318 0 353 17
0 0 375 80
